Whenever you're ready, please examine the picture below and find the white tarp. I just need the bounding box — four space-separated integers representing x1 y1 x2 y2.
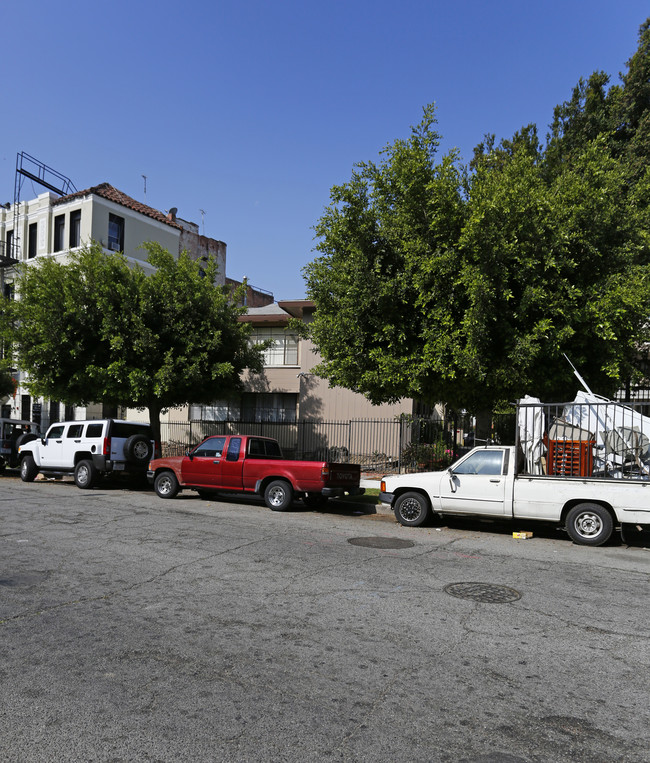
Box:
563 391 650 475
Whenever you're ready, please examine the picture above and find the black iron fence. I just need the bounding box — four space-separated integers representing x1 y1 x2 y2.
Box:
159 413 516 474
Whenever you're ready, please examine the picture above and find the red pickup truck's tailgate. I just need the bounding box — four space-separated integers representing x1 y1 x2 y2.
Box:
325 462 361 487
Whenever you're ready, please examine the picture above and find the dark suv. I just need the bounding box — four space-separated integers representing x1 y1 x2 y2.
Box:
0 418 41 470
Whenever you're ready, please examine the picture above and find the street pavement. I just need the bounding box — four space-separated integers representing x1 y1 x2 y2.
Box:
1 472 649 762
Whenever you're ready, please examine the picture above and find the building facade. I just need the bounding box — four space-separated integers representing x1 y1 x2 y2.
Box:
188 300 421 424
0 183 227 426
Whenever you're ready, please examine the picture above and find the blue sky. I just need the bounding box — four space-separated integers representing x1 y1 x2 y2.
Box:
2 1 648 299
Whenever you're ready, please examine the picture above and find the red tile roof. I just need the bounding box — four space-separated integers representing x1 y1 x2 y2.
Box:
52 182 182 229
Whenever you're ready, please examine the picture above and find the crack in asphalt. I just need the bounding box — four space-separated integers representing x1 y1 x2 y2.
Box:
0 536 272 626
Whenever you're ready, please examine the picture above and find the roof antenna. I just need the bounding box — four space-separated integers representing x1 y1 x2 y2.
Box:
563 353 593 394
142 174 147 202
199 209 206 236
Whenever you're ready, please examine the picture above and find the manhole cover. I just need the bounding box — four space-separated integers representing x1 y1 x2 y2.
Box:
444 582 521 603
348 536 415 549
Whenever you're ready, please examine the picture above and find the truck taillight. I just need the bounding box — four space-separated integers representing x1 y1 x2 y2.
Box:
103 437 111 456
321 465 330 481
154 441 161 459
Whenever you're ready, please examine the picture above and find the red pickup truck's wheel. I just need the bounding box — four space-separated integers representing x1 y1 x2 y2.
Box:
264 480 293 511
394 491 431 527
154 470 179 499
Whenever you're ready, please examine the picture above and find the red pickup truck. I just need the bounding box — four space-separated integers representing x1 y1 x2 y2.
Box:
147 434 364 510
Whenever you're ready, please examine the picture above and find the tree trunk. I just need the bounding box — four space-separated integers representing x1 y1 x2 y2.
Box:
148 401 162 451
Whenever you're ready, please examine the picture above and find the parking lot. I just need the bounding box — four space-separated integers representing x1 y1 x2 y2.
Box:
1 472 649 762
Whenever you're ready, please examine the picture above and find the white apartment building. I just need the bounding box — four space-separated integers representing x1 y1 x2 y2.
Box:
0 182 227 427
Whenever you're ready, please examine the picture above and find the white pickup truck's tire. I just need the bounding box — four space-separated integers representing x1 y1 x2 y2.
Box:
264 480 293 511
74 459 98 489
20 455 38 482
394 491 431 527
565 503 613 546
154 471 180 499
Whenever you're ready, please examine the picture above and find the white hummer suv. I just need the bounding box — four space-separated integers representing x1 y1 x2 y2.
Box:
18 419 158 489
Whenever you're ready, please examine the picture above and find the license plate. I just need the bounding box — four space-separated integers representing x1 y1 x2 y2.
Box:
113 463 125 471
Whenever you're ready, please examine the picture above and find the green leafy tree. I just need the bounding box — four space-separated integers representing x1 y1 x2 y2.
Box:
1 242 264 442
305 90 650 413
306 105 467 407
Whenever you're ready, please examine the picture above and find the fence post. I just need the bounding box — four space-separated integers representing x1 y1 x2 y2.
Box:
348 421 352 464
398 416 403 474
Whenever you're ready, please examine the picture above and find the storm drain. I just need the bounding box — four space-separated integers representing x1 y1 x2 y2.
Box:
444 582 521 603
348 536 415 549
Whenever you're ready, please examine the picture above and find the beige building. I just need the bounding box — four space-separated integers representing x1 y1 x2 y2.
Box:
170 300 426 463
188 300 420 423
0 183 227 426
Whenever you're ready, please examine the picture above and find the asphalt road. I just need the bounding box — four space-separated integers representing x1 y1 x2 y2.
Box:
1 473 649 763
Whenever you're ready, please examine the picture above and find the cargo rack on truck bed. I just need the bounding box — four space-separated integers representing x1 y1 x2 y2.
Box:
517 393 650 480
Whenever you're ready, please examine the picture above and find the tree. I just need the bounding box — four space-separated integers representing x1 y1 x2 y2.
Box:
305 92 650 413
0 242 264 442
306 105 467 406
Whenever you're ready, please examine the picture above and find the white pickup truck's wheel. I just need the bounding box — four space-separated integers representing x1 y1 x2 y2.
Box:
565 503 613 546
154 471 179 499
394 491 431 527
264 480 293 511
20 455 38 482
394 492 431 527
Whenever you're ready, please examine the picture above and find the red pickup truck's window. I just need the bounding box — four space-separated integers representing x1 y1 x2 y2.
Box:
193 436 226 458
248 438 282 459
226 437 241 461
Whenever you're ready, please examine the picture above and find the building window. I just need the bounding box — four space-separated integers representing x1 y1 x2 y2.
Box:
69 210 81 248
54 215 65 252
21 394 31 421
251 327 299 367
6 230 14 259
190 399 241 421
108 214 124 251
242 393 297 423
28 223 37 259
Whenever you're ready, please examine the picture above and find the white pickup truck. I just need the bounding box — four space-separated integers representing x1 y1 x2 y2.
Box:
379 445 650 546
